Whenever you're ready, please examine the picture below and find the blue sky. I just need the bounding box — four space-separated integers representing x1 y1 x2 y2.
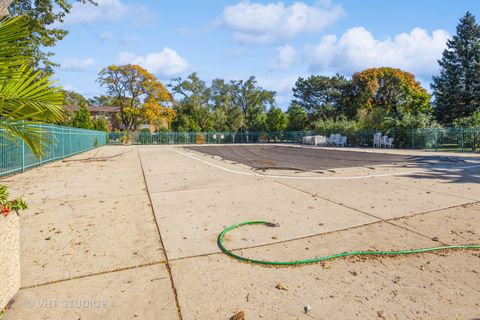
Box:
53 0 480 107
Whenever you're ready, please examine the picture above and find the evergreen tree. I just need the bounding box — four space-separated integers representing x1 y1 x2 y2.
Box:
94 117 109 132
266 107 287 132
286 103 308 131
432 12 480 124
292 74 351 123
70 104 94 129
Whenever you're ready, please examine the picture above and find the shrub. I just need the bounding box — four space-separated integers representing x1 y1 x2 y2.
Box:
70 104 94 129
453 111 480 150
121 132 133 145
94 117 109 132
314 116 360 135
0 185 27 218
195 133 205 144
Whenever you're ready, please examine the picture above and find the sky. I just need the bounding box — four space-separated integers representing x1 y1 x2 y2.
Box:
52 0 480 108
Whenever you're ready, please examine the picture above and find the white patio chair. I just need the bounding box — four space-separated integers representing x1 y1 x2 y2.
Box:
379 136 386 148
333 134 341 146
302 136 312 144
385 137 394 148
334 134 341 145
314 135 327 146
373 133 382 148
337 135 347 147
327 134 336 146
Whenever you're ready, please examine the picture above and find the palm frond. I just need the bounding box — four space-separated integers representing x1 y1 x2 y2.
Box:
0 65 64 122
0 120 50 157
0 16 64 158
0 16 30 77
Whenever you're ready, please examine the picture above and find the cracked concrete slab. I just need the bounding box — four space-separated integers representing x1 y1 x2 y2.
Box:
1 146 179 320
3 145 480 320
4 264 178 320
20 194 165 287
383 168 480 201
3 147 146 206
149 182 376 259
391 203 480 245
144 169 257 193
171 222 480 320
276 177 474 219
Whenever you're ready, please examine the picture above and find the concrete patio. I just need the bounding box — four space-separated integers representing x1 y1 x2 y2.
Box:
2 145 480 319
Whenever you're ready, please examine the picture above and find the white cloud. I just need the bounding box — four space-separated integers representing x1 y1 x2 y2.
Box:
271 44 297 70
258 76 297 94
61 58 95 71
117 48 189 77
219 0 344 44
257 74 298 105
306 27 450 78
63 0 151 24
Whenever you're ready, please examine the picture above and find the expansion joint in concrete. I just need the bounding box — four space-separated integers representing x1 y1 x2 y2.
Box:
137 147 184 320
21 260 166 290
273 180 480 247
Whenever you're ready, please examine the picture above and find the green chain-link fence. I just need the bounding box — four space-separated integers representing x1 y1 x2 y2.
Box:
108 127 480 151
1 124 107 177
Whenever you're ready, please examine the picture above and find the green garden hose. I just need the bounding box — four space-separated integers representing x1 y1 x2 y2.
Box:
217 221 480 266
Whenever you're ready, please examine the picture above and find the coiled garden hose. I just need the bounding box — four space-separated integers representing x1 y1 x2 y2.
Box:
217 221 480 266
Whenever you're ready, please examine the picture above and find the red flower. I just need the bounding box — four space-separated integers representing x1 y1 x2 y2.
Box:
2 206 10 218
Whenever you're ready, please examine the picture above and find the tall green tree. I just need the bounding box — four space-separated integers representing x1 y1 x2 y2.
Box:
432 12 480 124
170 73 213 131
210 79 243 132
231 76 275 132
94 117 109 132
286 103 308 131
7 0 96 71
266 107 287 132
70 105 93 129
293 74 351 122
0 16 63 157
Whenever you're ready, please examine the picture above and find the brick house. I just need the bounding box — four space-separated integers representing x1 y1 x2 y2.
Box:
64 105 170 132
64 105 120 131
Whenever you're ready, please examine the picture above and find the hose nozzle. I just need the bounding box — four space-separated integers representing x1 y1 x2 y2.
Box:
265 222 280 228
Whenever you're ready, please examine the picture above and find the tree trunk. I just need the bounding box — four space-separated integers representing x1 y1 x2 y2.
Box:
0 0 13 16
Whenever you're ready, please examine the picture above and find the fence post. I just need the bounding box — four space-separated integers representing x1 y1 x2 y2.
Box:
62 126 65 157
21 139 25 172
461 128 464 152
411 128 415 149
52 126 55 160
39 124 42 165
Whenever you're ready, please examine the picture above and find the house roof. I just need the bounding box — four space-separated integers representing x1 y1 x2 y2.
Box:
64 105 120 113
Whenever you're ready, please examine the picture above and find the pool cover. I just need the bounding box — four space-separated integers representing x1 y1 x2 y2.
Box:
186 145 464 171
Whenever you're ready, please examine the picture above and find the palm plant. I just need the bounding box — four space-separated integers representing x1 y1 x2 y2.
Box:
0 16 64 157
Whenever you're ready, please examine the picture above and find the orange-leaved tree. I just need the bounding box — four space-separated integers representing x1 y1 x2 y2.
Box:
351 67 431 116
97 64 175 131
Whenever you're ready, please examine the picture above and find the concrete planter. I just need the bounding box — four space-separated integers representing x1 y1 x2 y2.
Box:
0 214 20 310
